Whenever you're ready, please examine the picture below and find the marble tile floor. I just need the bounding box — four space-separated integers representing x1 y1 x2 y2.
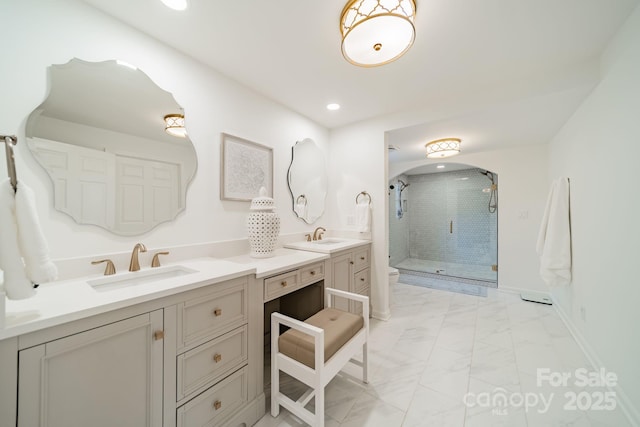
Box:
254 281 631 427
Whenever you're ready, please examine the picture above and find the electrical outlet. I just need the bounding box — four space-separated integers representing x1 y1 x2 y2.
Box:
580 306 587 322
518 210 529 219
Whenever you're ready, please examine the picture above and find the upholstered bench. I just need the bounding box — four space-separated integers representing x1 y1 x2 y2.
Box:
271 287 369 427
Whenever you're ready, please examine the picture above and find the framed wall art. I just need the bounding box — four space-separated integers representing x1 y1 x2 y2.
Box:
221 133 273 201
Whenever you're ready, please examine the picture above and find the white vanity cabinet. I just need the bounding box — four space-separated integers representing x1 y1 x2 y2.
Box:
1 272 264 427
18 310 164 427
167 276 254 427
328 244 371 314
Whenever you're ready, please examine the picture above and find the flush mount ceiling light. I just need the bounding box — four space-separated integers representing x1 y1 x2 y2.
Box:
340 0 417 67
425 138 461 158
326 103 341 111
164 114 187 138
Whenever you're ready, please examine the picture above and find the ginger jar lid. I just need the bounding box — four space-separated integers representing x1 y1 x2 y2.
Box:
250 187 275 210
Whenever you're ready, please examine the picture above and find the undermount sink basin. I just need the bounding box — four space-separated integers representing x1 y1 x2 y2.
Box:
311 238 346 245
88 265 198 292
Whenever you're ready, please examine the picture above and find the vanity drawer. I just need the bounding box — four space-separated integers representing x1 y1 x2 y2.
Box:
354 268 370 293
353 247 370 271
177 367 247 427
264 270 300 302
177 325 247 402
178 277 247 349
300 262 324 286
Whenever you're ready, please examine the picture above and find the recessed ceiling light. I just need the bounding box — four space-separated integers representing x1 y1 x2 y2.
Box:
161 0 188 11
436 165 445 169
326 103 341 111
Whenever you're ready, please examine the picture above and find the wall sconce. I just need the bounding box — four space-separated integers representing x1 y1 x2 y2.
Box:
164 114 187 138
426 138 461 158
340 0 417 67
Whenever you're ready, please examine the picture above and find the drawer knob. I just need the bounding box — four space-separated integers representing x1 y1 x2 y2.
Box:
360 256 365 260
281 281 287 287
349 261 354 265
153 330 164 341
213 353 222 363
360 277 365 282
310 270 316 276
213 400 222 410
213 308 222 317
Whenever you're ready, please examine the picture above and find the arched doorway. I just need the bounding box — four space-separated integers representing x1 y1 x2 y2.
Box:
389 162 498 287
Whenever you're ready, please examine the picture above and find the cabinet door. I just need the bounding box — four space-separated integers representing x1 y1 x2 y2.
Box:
18 310 164 427
330 252 352 312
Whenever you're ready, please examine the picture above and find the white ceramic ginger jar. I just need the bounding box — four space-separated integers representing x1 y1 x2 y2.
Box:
247 187 280 258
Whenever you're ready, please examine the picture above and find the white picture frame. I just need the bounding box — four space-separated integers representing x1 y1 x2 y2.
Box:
221 133 273 201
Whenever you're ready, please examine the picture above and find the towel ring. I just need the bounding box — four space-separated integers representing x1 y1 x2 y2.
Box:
2 135 18 192
296 194 307 205
355 191 371 205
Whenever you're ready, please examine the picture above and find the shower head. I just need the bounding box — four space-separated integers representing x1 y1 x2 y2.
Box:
398 180 410 191
479 170 495 184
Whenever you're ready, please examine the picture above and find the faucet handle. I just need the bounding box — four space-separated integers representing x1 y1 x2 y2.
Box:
305 233 312 242
151 251 170 268
92 259 116 276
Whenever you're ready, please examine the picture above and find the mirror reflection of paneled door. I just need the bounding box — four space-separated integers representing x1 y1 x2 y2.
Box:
115 156 180 234
28 138 116 228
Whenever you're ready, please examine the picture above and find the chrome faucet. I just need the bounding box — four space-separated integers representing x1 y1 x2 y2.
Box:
312 227 326 241
129 243 147 272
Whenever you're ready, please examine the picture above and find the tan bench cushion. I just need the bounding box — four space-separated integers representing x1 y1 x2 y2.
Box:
278 307 364 369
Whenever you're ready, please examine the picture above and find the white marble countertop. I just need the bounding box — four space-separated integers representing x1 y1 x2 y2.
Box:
223 248 329 279
283 237 370 254
0 257 255 340
0 244 365 341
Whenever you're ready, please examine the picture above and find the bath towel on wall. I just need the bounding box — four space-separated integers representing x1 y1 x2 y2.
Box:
536 177 571 286
0 179 57 299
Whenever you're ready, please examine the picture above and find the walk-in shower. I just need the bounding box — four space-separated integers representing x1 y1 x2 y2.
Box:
389 166 498 286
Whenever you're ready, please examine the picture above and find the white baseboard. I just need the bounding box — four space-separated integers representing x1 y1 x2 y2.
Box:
371 309 391 321
551 294 640 426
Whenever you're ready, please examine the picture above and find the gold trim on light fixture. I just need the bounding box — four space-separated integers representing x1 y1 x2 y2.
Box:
340 0 417 67
164 114 187 138
425 138 461 158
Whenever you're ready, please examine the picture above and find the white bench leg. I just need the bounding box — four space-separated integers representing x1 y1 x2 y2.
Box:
315 381 324 427
271 317 280 417
363 341 369 384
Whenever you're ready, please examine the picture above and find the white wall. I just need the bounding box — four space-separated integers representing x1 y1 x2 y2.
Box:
548 5 640 423
328 124 389 318
1 0 328 260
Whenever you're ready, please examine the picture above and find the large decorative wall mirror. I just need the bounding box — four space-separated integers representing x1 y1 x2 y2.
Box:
25 58 197 235
287 138 327 224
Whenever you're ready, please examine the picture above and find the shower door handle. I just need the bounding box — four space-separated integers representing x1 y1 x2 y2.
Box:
449 220 453 234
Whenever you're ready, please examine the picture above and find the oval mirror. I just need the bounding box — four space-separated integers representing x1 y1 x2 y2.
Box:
287 138 327 224
25 58 197 235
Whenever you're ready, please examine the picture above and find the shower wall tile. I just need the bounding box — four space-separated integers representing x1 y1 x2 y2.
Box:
406 169 498 267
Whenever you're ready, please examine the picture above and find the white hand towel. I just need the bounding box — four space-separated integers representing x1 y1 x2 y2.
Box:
536 177 571 286
355 201 371 233
0 180 35 299
294 202 307 219
15 181 58 284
